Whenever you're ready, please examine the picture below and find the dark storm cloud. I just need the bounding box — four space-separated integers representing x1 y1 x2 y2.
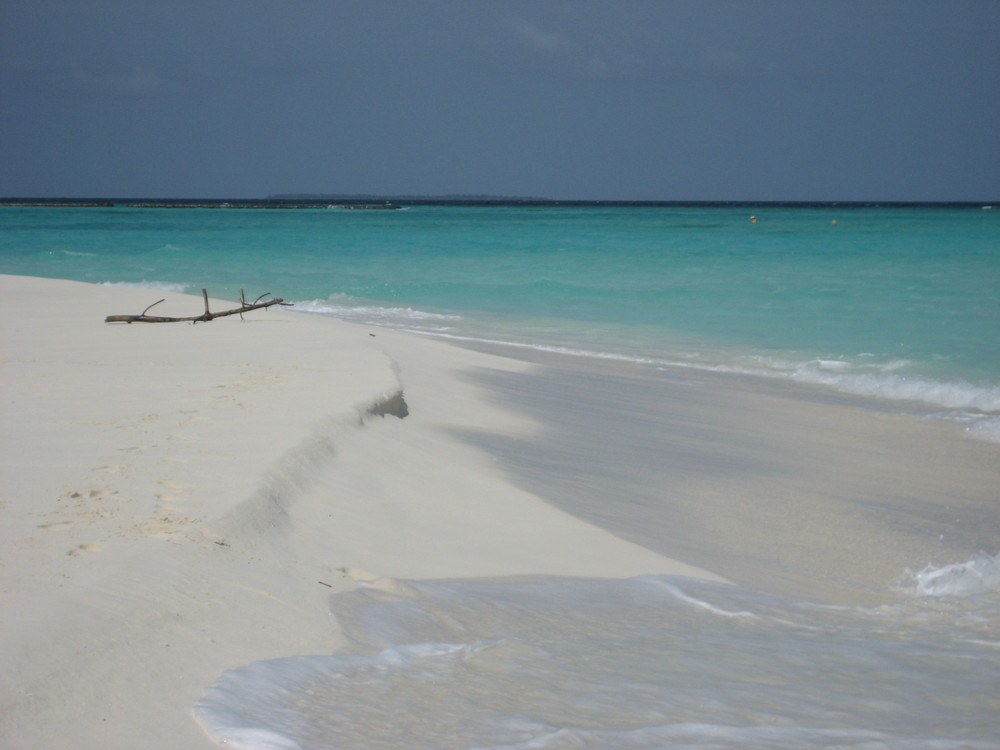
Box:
1 1 997 200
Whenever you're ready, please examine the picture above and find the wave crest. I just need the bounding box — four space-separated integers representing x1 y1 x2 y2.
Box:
291 297 461 327
899 553 1000 597
741 356 1000 413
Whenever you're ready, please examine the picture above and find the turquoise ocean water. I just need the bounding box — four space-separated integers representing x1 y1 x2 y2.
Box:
2 202 999 439
3 203 1000 748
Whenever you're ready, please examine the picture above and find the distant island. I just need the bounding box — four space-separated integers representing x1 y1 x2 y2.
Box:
268 193 551 202
2 197 995 209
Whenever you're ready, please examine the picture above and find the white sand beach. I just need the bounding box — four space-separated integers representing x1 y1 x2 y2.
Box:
2 275 997 749
1 276 718 749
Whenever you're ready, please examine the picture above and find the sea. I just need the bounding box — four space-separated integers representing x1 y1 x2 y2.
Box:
2 201 999 748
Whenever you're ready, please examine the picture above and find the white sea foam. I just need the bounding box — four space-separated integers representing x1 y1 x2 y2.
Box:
648 354 1000 442
780 361 1000 412
406 330 671 367
966 416 1000 442
647 578 759 619
292 297 460 328
100 280 188 293
900 553 1000 597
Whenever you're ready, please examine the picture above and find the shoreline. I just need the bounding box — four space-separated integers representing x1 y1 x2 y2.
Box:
2 275 998 749
385 328 1000 448
448 342 1000 605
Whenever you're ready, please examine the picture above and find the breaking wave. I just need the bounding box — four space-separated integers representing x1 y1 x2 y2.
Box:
748 356 1000 412
292 296 461 329
899 553 1000 597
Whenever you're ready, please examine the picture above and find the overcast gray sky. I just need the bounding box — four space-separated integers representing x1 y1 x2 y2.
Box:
1 1 997 201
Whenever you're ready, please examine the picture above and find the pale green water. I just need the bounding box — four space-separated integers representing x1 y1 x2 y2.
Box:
2 202 998 435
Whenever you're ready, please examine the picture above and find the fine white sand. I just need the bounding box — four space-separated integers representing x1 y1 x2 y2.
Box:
0 276 720 749
3 275 998 749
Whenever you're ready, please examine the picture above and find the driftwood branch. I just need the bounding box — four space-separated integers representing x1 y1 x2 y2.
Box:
105 288 291 323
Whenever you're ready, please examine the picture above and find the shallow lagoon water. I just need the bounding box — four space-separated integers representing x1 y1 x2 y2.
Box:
3 203 998 438
197 560 1000 750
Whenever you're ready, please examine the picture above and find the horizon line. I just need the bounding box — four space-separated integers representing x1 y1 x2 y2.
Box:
2 195 998 207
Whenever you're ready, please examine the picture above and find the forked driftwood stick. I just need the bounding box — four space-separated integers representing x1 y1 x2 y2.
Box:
105 288 290 323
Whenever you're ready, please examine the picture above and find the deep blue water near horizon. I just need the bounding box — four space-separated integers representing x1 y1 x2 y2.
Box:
4 203 1000 749
2 202 999 438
